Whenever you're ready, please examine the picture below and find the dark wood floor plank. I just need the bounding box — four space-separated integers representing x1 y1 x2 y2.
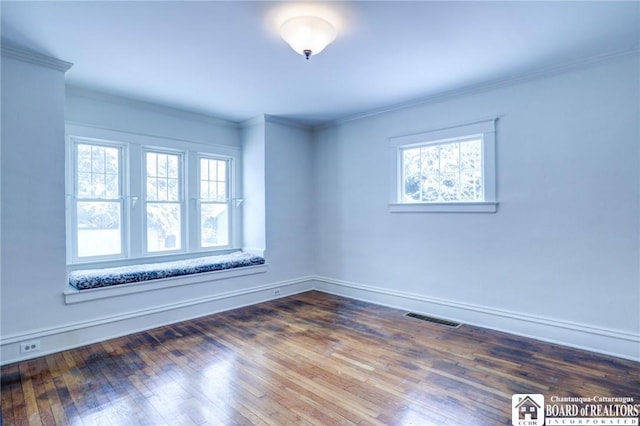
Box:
2 291 639 425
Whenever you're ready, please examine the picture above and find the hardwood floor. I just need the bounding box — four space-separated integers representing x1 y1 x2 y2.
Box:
2 291 639 425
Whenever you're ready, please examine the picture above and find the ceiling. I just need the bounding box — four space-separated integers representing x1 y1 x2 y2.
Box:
2 1 639 126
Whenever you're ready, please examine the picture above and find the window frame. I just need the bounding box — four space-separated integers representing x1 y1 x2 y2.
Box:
66 124 242 267
388 118 498 213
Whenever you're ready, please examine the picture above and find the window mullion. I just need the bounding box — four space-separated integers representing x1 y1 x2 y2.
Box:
128 145 142 258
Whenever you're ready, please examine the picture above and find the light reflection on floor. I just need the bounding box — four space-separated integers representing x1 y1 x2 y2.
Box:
200 356 236 421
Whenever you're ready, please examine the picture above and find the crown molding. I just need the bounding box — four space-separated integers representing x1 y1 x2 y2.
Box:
317 47 640 131
1 43 73 72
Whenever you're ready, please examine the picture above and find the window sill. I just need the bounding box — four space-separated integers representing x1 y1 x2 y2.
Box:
389 202 498 213
64 263 268 304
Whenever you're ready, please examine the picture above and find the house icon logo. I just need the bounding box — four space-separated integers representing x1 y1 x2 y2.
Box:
512 394 545 426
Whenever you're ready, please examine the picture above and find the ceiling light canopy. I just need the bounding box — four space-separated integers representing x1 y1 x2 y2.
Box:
280 16 337 60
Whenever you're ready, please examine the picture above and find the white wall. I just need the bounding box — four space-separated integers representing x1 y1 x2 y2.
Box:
66 86 240 148
264 118 315 279
1 59 315 363
1 55 68 337
241 118 266 256
241 115 315 279
313 54 640 360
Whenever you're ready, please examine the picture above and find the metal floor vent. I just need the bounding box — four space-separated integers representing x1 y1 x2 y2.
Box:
404 312 462 328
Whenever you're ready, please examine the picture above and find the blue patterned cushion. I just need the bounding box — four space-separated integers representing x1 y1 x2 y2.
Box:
69 252 265 290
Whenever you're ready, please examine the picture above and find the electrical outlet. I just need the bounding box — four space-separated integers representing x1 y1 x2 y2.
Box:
20 340 41 354
273 288 281 296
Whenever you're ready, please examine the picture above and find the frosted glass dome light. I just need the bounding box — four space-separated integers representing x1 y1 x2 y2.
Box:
280 16 337 60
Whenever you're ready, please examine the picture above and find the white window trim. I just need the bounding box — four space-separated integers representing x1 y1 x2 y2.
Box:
66 123 243 266
388 118 498 213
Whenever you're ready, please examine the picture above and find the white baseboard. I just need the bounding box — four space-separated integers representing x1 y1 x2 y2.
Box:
312 276 640 362
3 275 638 365
0 276 314 365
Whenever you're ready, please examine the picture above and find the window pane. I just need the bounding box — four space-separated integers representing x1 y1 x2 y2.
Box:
460 139 482 171
439 143 459 173
200 181 209 200
168 178 179 201
146 152 180 203
460 171 482 201
157 154 167 178
105 147 119 174
200 158 227 202
77 143 120 200
167 155 179 178
157 178 168 201
421 146 439 174
217 161 226 181
217 182 226 200
77 201 122 257
422 175 439 201
400 137 484 203
147 153 157 177
105 174 119 198
402 148 420 202
77 145 92 172
91 146 105 173
77 172 92 198
439 173 459 201
92 174 106 198
200 159 208 181
146 178 158 201
146 203 181 252
209 161 217 181
201 203 229 247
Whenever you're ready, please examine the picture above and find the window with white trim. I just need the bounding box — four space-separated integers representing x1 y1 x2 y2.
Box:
401 136 483 203
198 156 230 248
73 142 125 259
67 125 241 265
144 151 183 253
389 119 498 213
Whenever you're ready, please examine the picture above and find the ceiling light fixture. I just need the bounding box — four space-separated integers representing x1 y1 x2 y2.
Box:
280 16 337 60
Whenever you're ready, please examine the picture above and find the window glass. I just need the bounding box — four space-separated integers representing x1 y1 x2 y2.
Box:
145 152 182 252
75 143 123 258
199 158 229 248
401 138 483 203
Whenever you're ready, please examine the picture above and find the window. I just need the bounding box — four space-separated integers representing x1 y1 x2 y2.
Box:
389 119 497 213
72 142 125 260
401 137 482 203
145 151 183 253
199 157 230 248
67 126 241 265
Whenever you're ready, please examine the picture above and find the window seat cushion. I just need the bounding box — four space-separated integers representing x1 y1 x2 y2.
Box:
69 252 265 290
